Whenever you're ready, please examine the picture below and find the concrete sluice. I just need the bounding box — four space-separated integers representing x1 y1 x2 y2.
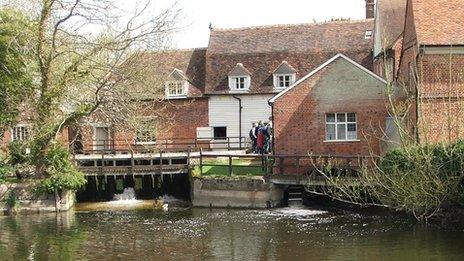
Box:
76 173 191 203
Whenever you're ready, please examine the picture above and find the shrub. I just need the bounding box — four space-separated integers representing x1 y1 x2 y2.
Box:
40 142 86 193
0 153 13 184
7 141 30 165
6 191 19 208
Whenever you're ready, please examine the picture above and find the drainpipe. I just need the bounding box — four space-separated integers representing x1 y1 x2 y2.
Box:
268 100 275 155
233 95 243 149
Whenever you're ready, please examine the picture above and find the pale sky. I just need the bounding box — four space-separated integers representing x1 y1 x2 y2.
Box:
158 0 367 48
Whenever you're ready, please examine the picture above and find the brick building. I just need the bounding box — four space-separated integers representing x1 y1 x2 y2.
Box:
269 54 389 159
374 0 464 143
205 20 374 147
3 0 461 158
70 48 210 153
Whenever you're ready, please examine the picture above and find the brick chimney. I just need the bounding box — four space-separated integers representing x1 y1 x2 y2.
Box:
366 0 375 19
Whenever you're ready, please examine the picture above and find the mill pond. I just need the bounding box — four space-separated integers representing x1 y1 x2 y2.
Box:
1 200 464 260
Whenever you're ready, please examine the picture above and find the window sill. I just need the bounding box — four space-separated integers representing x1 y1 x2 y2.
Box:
166 95 187 99
229 89 249 94
323 139 360 143
135 141 157 145
274 87 288 92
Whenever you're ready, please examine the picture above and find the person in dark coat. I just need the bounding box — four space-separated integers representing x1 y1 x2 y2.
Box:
249 123 258 153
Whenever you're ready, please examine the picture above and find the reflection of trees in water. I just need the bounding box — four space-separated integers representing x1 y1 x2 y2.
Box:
0 211 85 260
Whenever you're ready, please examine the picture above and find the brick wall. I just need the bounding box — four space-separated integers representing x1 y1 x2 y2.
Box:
77 98 209 152
272 57 388 173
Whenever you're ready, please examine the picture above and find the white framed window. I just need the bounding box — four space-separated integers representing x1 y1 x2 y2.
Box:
229 76 250 91
11 124 30 141
365 30 373 39
165 81 187 97
325 113 357 141
274 74 295 89
135 120 157 145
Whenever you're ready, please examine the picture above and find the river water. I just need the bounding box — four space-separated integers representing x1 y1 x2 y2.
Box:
0 201 463 260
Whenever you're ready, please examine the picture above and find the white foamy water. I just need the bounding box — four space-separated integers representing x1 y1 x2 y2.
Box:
274 207 327 216
263 206 328 221
111 188 142 204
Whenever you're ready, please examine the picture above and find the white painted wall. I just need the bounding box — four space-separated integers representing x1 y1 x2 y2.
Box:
208 94 273 147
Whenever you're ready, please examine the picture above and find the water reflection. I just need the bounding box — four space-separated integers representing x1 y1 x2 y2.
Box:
0 205 463 260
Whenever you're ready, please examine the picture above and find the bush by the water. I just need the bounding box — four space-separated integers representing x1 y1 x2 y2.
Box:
371 141 464 220
40 142 86 193
317 140 464 222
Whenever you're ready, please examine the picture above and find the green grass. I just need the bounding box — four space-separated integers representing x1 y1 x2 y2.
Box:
197 158 267 177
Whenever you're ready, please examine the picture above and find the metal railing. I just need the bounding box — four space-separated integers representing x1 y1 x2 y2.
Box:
72 136 250 155
192 151 375 177
74 147 375 177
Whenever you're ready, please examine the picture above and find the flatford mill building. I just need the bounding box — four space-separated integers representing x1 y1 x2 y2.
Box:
2 0 463 158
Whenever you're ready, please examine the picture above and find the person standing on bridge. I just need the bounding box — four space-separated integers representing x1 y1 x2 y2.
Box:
256 125 265 154
249 123 258 153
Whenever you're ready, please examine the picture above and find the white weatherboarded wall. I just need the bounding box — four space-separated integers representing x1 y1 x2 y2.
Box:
208 94 274 144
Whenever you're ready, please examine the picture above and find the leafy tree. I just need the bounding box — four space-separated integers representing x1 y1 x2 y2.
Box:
0 8 34 132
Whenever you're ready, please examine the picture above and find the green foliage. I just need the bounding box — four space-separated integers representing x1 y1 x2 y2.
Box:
0 8 35 131
6 191 19 208
0 154 11 184
7 141 30 165
40 143 86 193
372 140 464 220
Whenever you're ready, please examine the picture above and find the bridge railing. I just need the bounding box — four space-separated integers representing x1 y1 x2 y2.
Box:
72 136 250 155
74 148 376 177
191 152 376 177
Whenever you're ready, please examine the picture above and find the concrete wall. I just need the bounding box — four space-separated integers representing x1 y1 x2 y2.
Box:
0 183 75 215
192 178 284 208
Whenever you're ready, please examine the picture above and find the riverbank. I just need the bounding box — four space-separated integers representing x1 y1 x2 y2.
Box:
192 176 284 208
0 182 75 215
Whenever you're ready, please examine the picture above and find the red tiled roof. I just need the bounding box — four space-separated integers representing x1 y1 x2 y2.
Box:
208 20 374 54
412 0 464 45
206 20 374 94
128 48 206 98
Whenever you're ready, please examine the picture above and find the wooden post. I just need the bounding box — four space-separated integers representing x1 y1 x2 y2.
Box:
100 152 104 176
130 150 134 175
264 155 268 175
228 156 233 176
227 137 230 151
199 148 203 176
194 138 198 151
160 150 163 175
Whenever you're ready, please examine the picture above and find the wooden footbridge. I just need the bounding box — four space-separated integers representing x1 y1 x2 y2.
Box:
74 148 373 186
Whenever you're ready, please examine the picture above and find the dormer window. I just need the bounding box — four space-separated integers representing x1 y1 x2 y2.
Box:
273 61 296 90
165 69 188 98
275 74 295 88
232 76 247 89
228 63 251 92
166 81 186 96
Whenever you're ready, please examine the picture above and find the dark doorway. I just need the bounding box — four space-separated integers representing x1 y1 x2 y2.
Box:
213 126 227 140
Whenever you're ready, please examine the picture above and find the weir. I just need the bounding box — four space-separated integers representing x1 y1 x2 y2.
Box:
74 150 370 204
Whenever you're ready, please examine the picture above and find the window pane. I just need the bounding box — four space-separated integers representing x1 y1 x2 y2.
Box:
347 123 356 132
347 123 357 140
337 113 346 122
326 124 336 140
337 124 346 140
347 131 357 140
326 113 335 123
347 113 356 122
